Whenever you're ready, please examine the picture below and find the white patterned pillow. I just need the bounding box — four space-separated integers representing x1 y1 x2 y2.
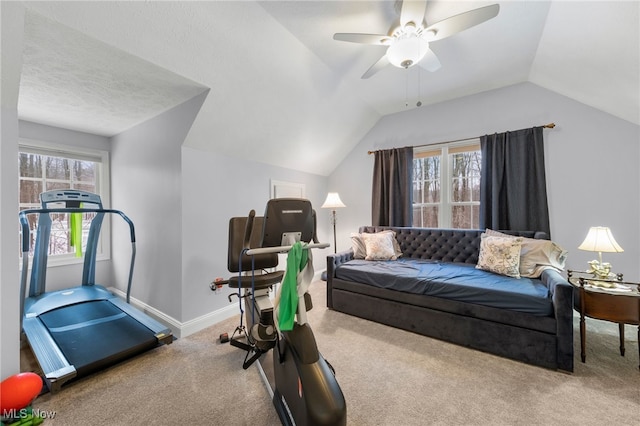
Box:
476 234 523 278
361 231 398 261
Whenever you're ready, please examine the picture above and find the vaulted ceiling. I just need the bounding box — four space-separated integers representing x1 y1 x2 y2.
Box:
16 1 639 176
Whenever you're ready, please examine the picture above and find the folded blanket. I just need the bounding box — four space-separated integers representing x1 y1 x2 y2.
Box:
278 242 308 331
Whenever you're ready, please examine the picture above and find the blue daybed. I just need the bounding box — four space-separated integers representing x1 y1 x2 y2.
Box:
326 226 574 372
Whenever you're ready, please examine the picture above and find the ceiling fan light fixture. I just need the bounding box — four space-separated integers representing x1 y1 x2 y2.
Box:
386 36 429 69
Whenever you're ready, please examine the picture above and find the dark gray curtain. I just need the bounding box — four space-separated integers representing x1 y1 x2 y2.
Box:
372 147 413 226
479 127 550 236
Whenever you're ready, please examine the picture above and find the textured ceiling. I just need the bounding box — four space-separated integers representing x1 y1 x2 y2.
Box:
19 10 208 137
15 1 640 175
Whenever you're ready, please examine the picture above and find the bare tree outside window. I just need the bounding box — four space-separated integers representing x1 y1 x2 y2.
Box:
19 151 99 257
412 144 481 229
450 150 481 229
413 154 440 227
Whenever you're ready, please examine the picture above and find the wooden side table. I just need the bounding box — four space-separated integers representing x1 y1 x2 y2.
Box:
567 270 640 370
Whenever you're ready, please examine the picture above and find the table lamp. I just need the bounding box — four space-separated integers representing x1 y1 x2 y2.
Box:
321 192 346 254
578 226 623 286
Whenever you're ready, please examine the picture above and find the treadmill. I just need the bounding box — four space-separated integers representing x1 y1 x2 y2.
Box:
19 190 173 392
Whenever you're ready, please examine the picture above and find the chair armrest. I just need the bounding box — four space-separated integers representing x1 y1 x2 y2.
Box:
540 268 574 372
326 249 354 308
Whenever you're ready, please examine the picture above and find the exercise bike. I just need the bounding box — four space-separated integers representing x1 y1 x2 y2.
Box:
215 198 347 426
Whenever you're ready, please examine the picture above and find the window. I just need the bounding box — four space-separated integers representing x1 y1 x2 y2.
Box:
413 142 481 229
18 140 110 265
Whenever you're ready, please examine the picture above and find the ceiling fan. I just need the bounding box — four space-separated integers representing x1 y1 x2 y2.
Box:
333 1 500 79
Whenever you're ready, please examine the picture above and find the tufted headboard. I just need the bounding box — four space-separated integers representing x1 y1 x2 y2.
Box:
358 226 548 264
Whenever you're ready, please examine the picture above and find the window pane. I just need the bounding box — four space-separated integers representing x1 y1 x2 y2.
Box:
451 177 472 202
75 183 96 193
45 157 70 180
413 143 480 228
19 153 43 178
425 156 440 181
73 160 96 182
425 179 440 203
413 155 441 206
46 181 69 192
19 180 43 204
18 149 101 259
471 176 480 202
413 178 424 204
452 205 472 229
413 205 438 228
451 205 481 229
50 214 71 255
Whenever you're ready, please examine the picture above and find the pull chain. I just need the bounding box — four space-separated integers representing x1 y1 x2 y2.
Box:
417 67 422 107
405 70 409 107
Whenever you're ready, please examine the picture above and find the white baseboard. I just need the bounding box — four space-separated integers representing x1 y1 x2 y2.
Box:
107 287 240 339
178 304 238 338
107 270 326 339
107 286 182 334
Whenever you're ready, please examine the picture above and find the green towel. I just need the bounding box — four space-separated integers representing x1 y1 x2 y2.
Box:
70 209 83 258
278 242 308 331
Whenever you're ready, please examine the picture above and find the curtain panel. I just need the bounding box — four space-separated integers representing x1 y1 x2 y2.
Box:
371 147 413 227
479 126 551 236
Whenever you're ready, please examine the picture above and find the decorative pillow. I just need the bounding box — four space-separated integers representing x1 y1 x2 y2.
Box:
361 231 399 261
352 230 402 260
522 242 568 277
351 233 367 259
485 229 568 278
476 234 523 278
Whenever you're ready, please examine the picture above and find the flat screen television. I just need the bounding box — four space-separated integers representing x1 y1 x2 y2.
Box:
261 198 314 247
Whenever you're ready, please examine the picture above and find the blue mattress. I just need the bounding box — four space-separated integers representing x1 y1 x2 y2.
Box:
335 259 553 316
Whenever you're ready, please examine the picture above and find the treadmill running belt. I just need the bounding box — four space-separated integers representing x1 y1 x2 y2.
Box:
39 300 158 376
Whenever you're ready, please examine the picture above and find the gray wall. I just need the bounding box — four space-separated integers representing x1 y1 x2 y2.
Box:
109 90 332 329
329 82 640 279
181 146 331 326
110 92 208 322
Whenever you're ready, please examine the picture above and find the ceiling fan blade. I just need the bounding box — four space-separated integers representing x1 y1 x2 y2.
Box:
418 49 441 72
362 55 390 79
425 4 499 42
400 0 428 27
333 33 390 45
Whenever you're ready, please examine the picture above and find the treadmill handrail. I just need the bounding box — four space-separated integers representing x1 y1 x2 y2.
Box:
245 242 329 256
19 208 136 247
19 208 137 313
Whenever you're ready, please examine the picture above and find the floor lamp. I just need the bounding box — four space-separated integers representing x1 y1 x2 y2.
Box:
321 192 346 254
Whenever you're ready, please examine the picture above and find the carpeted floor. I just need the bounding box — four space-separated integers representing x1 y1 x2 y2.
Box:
21 281 639 425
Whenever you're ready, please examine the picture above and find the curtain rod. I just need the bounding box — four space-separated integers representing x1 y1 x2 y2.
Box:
367 122 556 155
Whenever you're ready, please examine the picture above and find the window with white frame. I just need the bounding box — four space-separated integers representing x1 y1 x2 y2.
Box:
18 141 110 265
413 141 481 229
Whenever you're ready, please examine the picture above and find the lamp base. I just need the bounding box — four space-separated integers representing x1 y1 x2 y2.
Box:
586 259 614 280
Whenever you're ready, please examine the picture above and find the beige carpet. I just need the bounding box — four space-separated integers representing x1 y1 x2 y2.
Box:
22 281 639 425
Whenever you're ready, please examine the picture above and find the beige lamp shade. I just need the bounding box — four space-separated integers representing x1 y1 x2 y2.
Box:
578 227 624 253
321 192 346 209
